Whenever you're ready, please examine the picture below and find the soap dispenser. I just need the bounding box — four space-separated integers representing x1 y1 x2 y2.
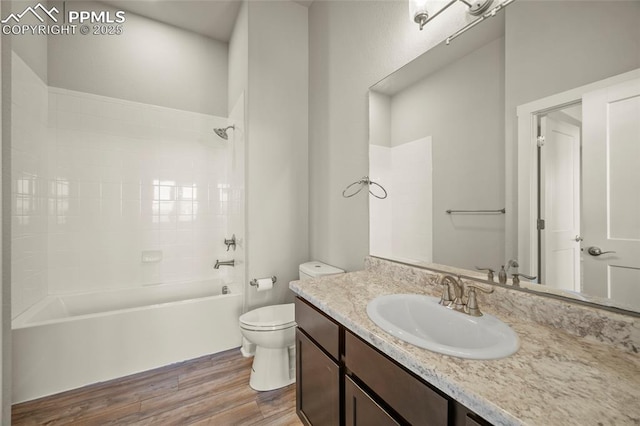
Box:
498 265 507 284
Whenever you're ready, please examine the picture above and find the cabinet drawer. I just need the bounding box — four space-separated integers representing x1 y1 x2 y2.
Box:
345 331 448 426
345 376 400 426
295 297 340 360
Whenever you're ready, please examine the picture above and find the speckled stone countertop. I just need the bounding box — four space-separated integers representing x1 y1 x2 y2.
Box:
289 266 640 426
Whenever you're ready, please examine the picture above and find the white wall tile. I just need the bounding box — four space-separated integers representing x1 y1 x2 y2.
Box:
11 53 50 318
13 70 240 310
45 89 234 291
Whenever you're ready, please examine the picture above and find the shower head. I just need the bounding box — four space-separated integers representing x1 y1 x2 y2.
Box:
213 125 235 140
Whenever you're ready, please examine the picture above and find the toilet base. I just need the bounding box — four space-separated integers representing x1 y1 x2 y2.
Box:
240 337 256 358
249 345 296 391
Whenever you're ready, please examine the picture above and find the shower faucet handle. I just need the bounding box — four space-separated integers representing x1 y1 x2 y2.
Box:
224 234 236 251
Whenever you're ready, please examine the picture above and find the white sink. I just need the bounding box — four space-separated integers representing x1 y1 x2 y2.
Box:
366 294 519 360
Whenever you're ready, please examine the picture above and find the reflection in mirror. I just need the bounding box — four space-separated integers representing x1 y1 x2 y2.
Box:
370 16 505 268
517 70 640 312
537 103 583 291
369 1 640 313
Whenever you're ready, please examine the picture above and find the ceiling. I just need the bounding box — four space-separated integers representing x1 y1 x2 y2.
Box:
98 0 313 42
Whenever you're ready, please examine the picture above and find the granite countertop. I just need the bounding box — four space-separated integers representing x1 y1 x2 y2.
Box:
289 270 640 426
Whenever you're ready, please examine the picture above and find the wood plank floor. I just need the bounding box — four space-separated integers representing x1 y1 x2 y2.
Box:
12 349 303 426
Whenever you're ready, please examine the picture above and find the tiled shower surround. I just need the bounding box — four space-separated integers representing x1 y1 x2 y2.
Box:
11 54 49 318
11 53 241 317
369 138 433 263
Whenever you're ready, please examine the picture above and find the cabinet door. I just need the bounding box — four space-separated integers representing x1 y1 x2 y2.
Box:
451 401 493 426
345 376 400 426
296 329 340 426
345 331 448 426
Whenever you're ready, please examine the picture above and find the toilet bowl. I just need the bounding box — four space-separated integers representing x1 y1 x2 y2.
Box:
239 304 296 391
239 261 345 391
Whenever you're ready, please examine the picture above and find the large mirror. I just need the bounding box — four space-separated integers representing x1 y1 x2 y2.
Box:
369 0 640 313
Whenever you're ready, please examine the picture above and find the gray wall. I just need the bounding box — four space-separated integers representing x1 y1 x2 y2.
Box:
308 0 473 272
228 1 248 114
246 1 308 306
369 91 391 148
1 0 11 420
389 38 505 270
10 0 48 83
229 0 309 308
48 1 228 115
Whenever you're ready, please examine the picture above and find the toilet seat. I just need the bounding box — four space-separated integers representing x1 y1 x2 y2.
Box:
240 322 296 332
239 303 295 332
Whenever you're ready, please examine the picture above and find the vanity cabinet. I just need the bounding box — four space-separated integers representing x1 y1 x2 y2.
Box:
295 297 492 426
296 330 340 426
345 331 448 426
295 298 342 426
345 376 399 426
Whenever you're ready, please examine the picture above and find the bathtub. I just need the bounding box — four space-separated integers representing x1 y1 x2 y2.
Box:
12 280 243 403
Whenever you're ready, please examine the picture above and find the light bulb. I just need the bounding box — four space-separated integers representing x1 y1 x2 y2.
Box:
409 0 430 30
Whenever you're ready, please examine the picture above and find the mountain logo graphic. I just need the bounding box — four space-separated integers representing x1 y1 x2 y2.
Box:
1 3 59 24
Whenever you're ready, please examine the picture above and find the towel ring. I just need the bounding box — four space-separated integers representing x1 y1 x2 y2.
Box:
342 176 387 199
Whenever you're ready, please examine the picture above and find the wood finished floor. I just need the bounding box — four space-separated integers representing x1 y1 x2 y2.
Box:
12 348 302 426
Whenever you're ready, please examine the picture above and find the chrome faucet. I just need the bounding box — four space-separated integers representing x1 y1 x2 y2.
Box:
438 275 465 311
438 274 494 317
214 259 235 269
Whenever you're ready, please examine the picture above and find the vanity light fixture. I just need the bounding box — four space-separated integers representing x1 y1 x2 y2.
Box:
411 0 517 45
410 0 494 30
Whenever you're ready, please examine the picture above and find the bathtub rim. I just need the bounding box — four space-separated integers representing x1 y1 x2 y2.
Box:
12 280 242 330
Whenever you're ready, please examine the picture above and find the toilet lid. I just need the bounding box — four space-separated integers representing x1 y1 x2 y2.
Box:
239 303 296 330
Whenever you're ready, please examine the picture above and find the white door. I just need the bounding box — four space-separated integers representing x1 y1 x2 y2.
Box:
582 78 640 310
540 116 581 291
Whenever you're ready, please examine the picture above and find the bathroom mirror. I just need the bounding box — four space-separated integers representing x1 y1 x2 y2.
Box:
368 0 640 313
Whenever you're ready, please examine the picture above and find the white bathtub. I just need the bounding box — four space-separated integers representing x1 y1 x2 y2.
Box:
12 280 243 403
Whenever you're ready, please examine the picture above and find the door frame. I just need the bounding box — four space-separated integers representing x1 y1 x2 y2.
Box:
516 68 640 280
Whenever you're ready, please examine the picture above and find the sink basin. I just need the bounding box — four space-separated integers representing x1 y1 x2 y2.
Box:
366 294 519 359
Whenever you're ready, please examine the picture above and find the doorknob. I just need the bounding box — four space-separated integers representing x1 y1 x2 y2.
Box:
587 246 616 256
574 235 583 242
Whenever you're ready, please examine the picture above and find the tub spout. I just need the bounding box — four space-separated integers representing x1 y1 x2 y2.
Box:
214 259 235 269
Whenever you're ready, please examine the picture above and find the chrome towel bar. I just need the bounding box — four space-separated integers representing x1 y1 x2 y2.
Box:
446 208 506 214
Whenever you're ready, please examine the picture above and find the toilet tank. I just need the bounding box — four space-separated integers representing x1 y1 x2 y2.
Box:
299 261 345 280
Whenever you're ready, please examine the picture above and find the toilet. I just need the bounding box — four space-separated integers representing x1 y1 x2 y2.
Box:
239 261 345 391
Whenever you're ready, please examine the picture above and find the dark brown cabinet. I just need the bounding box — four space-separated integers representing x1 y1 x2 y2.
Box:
295 296 493 426
296 329 340 426
345 376 399 426
345 331 448 426
295 298 342 426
